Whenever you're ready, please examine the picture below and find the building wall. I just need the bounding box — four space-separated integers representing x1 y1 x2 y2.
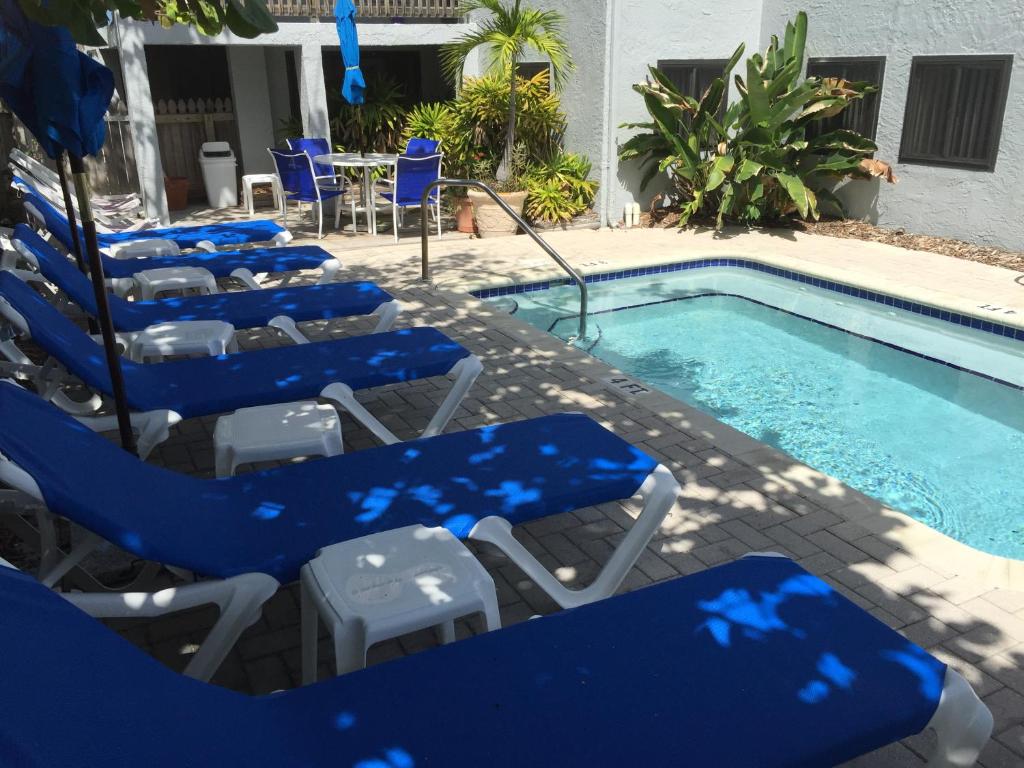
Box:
761 0 1024 249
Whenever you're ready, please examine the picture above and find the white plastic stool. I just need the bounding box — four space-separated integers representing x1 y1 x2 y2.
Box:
300 524 500 682
242 173 284 218
126 320 237 362
213 400 343 478
133 267 218 301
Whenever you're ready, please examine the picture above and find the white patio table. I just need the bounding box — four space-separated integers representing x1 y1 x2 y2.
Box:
314 152 397 235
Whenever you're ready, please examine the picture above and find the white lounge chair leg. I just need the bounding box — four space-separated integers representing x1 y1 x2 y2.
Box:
420 355 483 438
194 240 217 253
319 382 400 445
925 667 993 767
272 231 293 246
229 268 263 291
65 573 279 682
370 300 402 333
267 315 311 345
470 464 681 609
315 259 342 285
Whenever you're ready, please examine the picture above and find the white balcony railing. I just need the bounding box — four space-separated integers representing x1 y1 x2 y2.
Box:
266 0 462 19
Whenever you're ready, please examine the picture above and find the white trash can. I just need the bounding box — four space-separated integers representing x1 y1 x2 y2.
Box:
198 141 238 208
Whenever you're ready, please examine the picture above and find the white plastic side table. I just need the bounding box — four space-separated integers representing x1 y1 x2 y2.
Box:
132 267 218 301
242 173 285 218
213 400 343 478
300 524 500 683
126 320 237 362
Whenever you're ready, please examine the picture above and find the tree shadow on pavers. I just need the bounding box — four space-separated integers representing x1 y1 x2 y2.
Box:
2 251 1021 766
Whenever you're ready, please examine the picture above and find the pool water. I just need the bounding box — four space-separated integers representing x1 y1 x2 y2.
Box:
495 270 1024 559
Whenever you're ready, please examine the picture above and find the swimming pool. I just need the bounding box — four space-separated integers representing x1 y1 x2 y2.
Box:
483 263 1024 560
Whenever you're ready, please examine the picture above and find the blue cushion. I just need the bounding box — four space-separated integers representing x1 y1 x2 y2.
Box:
286 189 342 203
14 225 390 331
21 189 285 251
96 244 334 280
0 382 658 581
0 556 946 766
0 272 468 419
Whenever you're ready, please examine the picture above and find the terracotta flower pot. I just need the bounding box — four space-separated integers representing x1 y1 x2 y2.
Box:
468 188 528 238
164 176 189 211
455 196 475 233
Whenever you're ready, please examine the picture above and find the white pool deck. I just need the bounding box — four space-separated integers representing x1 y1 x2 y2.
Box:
86 210 1024 764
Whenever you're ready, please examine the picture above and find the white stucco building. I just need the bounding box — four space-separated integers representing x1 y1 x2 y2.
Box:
106 0 1023 249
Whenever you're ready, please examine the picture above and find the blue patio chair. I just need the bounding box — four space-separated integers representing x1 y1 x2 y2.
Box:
404 136 441 155
12 176 291 255
0 550 992 765
377 152 443 243
270 149 346 239
20 191 343 291
9 225 401 340
0 380 677 679
0 271 483 452
286 137 357 228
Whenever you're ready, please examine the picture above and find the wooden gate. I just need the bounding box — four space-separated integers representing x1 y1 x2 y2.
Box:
154 98 241 201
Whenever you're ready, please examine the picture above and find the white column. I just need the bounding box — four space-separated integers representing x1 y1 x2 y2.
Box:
298 43 331 143
115 18 169 224
227 47 276 174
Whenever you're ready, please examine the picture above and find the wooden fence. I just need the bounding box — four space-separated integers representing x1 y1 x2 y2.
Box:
266 0 461 18
154 97 241 202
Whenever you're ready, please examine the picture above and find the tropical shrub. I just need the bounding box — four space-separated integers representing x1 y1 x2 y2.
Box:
441 0 573 180
402 71 596 223
619 11 895 228
524 150 598 221
330 74 407 154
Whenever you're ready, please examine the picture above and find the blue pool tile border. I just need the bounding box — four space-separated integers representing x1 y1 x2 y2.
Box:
471 258 1024 342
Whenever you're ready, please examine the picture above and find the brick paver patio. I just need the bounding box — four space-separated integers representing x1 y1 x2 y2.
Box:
4 216 1022 766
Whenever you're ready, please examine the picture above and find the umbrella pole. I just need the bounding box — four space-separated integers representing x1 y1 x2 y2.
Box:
55 152 99 334
55 153 87 273
67 153 137 455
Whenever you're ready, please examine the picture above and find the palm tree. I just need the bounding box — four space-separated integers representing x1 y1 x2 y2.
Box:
441 0 574 181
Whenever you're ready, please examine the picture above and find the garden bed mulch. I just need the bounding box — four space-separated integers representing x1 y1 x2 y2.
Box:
642 208 1024 274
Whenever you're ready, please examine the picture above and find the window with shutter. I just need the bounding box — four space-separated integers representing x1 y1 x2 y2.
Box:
899 55 1013 171
805 57 885 141
656 59 729 122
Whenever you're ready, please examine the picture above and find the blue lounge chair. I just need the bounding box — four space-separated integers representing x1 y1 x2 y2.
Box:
0 554 992 766
0 272 482 451
21 191 341 292
0 380 678 678
10 225 400 341
14 176 291 253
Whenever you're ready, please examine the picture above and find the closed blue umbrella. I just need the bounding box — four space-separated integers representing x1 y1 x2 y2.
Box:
0 0 135 454
0 0 113 158
335 0 366 105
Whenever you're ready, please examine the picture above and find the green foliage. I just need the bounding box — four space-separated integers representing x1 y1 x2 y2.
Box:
403 72 596 223
618 11 894 228
330 75 408 154
17 0 276 46
441 0 574 178
274 115 305 145
524 150 597 221
401 71 564 180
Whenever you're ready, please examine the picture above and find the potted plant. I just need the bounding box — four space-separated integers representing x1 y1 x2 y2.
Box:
164 175 189 211
468 145 529 237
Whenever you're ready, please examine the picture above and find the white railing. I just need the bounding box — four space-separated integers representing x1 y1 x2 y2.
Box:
266 0 461 18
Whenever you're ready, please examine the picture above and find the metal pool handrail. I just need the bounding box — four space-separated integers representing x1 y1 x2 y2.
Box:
420 179 588 339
